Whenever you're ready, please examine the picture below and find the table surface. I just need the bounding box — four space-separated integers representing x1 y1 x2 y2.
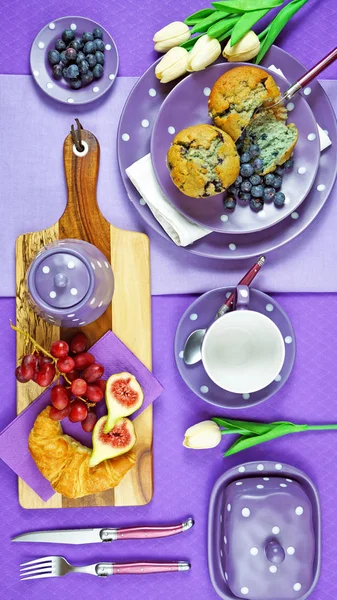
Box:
1 0 337 598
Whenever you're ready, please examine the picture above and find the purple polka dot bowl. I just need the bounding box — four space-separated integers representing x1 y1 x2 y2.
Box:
27 239 114 327
30 16 118 105
208 461 321 600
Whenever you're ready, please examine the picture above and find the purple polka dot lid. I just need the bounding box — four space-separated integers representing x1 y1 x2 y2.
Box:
208 461 321 600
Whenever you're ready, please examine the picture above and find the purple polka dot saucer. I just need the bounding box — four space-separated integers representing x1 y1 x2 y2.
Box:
174 287 296 409
30 16 118 105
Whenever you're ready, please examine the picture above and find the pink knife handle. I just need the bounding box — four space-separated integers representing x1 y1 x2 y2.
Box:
112 561 190 575
115 519 193 540
297 46 337 88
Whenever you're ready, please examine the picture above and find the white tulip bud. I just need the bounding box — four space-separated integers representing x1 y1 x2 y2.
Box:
223 30 260 62
155 47 189 83
183 420 222 449
187 35 221 72
153 21 191 53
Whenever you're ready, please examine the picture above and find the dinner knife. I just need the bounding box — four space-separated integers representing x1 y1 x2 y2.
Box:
12 517 194 544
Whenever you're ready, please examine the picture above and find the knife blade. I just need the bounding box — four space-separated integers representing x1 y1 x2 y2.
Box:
12 518 194 544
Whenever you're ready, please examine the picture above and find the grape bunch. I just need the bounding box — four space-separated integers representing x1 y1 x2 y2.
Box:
15 330 106 433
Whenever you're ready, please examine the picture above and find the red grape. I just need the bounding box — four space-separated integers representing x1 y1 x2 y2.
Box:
51 385 69 410
51 340 69 359
83 363 104 383
22 353 38 371
73 352 95 370
15 365 31 383
20 363 35 381
50 405 70 421
36 363 56 387
57 355 75 373
66 387 73 401
70 332 88 354
38 354 53 367
68 399 88 422
85 384 103 403
67 369 80 382
71 378 88 396
81 412 97 432
96 379 107 394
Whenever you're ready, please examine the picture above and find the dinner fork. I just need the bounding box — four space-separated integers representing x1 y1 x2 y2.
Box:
20 556 191 580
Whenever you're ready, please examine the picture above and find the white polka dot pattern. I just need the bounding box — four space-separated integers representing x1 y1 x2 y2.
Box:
229 243 236 251
250 547 258 556
241 587 249 595
122 133 130 141
275 463 283 470
149 88 157 97
295 506 304 516
190 313 198 321
293 583 302 592
141 119 150 128
238 466 245 473
269 565 277 573
220 214 229 222
200 385 209 394
227 503 231 512
257 464 264 471
168 126 175 134
307 133 316 141
272 526 280 535
203 87 211 96
242 508 250 517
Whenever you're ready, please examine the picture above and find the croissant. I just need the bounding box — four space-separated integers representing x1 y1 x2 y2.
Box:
29 407 136 499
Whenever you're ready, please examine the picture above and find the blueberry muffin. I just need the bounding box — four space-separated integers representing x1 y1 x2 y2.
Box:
208 66 285 141
167 124 240 198
243 112 298 175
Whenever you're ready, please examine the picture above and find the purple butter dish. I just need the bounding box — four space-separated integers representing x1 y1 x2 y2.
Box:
208 461 321 600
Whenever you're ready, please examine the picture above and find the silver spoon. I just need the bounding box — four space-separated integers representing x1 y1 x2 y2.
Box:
183 256 265 365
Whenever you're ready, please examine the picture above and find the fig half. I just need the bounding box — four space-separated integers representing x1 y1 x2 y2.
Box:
104 372 144 433
89 416 136 468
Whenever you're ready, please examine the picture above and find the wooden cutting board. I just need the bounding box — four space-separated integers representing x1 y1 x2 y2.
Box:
15 127 152 509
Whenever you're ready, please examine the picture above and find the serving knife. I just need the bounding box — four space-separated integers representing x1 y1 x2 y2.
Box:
12 517 194 545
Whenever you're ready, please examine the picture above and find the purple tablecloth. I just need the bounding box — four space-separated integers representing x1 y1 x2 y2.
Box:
1 294 337 599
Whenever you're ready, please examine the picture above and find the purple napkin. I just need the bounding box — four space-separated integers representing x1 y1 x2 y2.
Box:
0 330 163 502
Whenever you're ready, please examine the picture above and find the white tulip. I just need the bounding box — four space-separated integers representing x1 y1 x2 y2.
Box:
183 420 222 449
153 21 191 53
223 30 260 62
187 35 221 72
155 47 189 83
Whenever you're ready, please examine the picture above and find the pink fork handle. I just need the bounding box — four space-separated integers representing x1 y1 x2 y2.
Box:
112 561 190 574
297 46 337 88
115 520 192 540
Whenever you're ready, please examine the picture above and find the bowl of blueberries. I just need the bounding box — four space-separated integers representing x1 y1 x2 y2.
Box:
30 16 119 104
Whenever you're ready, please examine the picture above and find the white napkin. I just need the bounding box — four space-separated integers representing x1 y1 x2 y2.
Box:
268 65 332 151
126 67 332 247
126 154 211 247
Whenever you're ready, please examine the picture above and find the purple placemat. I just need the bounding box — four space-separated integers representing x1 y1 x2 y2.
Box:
0 330 163 502
1 295 337 599
0 74 337 296
1 0 337 78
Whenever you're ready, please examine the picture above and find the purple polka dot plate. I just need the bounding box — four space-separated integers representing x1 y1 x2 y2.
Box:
174 287 296 409
208 461 321 600
151 63 320 235
117 45 337 260
30 16 118 105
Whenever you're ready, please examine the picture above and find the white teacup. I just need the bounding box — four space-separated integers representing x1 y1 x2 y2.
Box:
201 286 285 394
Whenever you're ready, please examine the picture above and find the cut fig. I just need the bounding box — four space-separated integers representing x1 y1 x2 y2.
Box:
104 372 144 433
89 416 136 468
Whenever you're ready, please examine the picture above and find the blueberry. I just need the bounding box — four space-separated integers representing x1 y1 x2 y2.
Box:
65 47 77 62
78 59 89 74
70 79 82 89
224 196 236 210
76 51 86 64
274 191 286 207
55 39 66 52
86 53 97 68
239 192 251 204
249 144 260 157
241 180 252 193
264 173 275 186
83 40 96 54
263 187 276 202
284 157 294 170
59 50 69 65
240 163 254 178
275 165 285 176
94 39 105 52
233 175 243 188
69 39 82 52
80 70 94 84
62 29 75 44
93 27 103 39
66 64 79 79
227 185 237 196
240 152 251 164
251 184 264 198
253 158 264 172
95 50 105 65
250 198 263 211
273 175 282 189
82 32 94 43
52 64 63 79
93 63 104 79
48 50 60 66
62 67 70 79
249 174 261 186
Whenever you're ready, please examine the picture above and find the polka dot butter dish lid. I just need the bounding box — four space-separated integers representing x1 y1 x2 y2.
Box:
208 461 321 600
